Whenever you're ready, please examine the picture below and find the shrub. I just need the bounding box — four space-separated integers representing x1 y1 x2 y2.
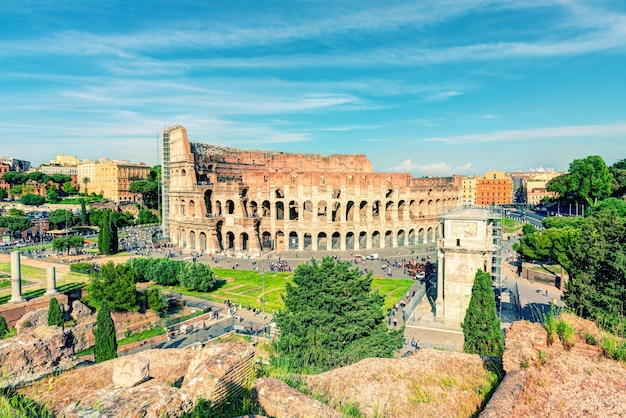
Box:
70 262 98 275
94 301 117 362
543 306 558 345
556 319 576 350
47 297 64 327
0 315 8 338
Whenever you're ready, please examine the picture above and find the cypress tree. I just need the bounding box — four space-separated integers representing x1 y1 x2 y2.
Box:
109 211 119 254
80 198 87 225
0 315 8 338
462 269 504 356
98 210 111 254
47 297 64 327
94 300 117 362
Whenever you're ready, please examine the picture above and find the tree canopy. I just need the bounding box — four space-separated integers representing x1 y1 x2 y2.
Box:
2 172 26 185
462 270 504 356
129 165 161 209
547 156 612 207
20 193 45 206
272 257 404 373
88 261 138 312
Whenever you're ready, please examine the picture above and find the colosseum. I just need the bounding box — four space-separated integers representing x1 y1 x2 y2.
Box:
161 125 462 255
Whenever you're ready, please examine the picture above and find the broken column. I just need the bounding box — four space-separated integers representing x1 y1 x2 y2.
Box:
10 251 25 304
46 266 58 295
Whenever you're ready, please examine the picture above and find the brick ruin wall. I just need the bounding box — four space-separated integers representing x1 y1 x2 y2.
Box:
166 126 462 255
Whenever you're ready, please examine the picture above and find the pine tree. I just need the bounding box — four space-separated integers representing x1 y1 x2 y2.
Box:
98 210 111 254
94 300 117 362
272 256 404 373
0 315 8 338
462 270 504 356
47 297 64 327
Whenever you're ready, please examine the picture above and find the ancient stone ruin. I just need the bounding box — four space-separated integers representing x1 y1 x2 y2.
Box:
162 125 462 254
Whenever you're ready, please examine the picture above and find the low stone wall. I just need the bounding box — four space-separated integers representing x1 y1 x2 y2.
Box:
0 294 70 328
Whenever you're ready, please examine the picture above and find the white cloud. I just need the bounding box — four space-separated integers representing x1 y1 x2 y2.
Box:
389 159 473 176
421 122 626 144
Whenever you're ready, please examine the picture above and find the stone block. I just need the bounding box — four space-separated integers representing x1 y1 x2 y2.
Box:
112 356 150 388
252 378 342 418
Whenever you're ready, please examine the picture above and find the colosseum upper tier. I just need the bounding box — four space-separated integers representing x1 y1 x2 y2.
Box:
162 125 462 255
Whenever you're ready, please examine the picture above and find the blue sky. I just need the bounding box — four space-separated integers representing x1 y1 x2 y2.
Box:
1 0 625 176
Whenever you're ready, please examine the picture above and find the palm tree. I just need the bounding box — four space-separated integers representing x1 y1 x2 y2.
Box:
82 176 90 196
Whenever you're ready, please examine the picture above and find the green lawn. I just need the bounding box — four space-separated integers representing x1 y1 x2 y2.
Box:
0 263 47 280
157 267 414 313
0 282 85 305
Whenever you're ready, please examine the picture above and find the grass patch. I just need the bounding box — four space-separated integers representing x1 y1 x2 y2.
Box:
117 325 166 346
503 217 523 233
0 263 47 280
163 309 206 327
529 264 561 275
157 268 413 313
0 282 85 305
0 279 9 289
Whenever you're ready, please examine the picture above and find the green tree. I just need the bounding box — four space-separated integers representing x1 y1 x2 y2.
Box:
46 188 59 203
98 210 118 255
88 261 138 312
561 209 626 334
63 181 76 195
0 315 8 338
50 173 71 186
20 193 46 206
0 188 7 200
2 171 27 185
129 180 158 209
27 171 50 184
80 198 88 225
47 297 64 327
272 257 404 373
0 216 32 239
48 209 74 230
136 209 159 225
146 288 167 316
462 270 504 356
548 156 613 207
609 159 626 198
82 176 90 195
94 300 117 362
177 262 215 292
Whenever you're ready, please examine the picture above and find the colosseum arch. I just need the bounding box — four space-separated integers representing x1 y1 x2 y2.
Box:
397 230 405 247
303 233 312 250
180 199 186 216
331 202 341 222
359 201 368 219
249 201 258 217
346 232 355 250
226 200 235 215
262 200 271 217
275 202 284 220
204 190 213 217
226 231 235 249
409 200 418 220
398 200 407 221
346 201 355 222
289 200 299 220
262 231 272 249
418 228 425 244
240 232 249 250
215 200 222 216
331 232 341 250
199 232 207 251
372 231 381 248
318 200 328 220
180 229 187 248
408 229 415 245
275 231 285 250
385 201 394 222
317 232 327 250
189 231 196 249
427 227 433 243
372 200 381 218
303 200 313 220
359 231 367 249
188 200 196 218
289 232 298 250
385 230 393 247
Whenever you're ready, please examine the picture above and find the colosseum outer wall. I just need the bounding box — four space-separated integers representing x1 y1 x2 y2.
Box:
164 125 462 255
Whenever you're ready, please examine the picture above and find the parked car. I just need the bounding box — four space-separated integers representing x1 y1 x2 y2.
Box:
366 253 379 260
